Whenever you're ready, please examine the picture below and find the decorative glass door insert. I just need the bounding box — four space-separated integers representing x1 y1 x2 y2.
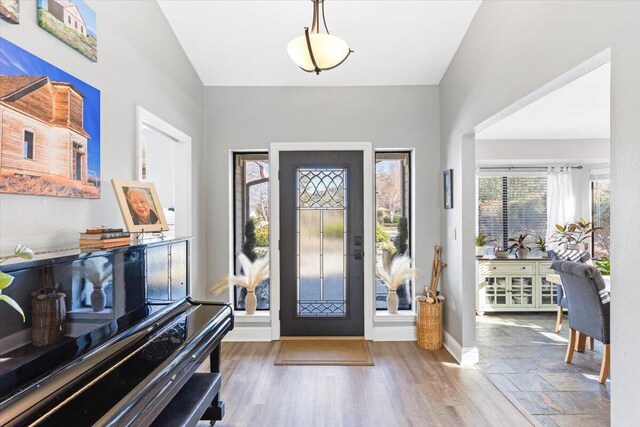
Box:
296 168 347 317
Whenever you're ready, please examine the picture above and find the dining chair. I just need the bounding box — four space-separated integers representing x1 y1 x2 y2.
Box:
551 260 610 384
548 250 592 334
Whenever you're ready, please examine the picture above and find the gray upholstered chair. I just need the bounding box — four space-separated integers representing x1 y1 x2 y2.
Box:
551 260 610 384
547 250 592 333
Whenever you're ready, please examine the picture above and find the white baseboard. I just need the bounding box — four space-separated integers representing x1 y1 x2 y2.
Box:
443 330 479 365
372 326 416 341
0 329 31 353
223 326 272 342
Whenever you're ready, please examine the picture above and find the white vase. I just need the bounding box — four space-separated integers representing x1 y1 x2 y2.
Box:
476 246 485 257
517 248 529 259
245 290 257 315
387 290 399 314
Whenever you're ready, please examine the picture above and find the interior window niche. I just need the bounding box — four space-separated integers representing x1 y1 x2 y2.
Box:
233 152 270 311
375 151 412 310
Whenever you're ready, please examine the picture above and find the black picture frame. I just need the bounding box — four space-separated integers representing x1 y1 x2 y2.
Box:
443 169 453 209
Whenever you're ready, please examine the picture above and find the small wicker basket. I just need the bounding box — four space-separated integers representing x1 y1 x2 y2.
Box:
417 291 443 350
32 287 66 347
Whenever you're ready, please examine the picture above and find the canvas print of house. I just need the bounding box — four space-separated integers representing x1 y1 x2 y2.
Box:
37 0 97 62
0 38 101 198
0 0 19 24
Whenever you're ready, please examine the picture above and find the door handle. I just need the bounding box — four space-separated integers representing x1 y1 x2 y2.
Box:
350 250 363 260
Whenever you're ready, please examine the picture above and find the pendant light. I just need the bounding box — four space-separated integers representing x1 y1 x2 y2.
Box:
287 0 353 75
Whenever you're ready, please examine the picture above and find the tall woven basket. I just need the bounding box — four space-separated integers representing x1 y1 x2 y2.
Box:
32 288 66 347
417 292 443 350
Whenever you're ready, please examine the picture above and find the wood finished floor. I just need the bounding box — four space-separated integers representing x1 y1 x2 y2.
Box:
198 341 532 427
476 313 610 427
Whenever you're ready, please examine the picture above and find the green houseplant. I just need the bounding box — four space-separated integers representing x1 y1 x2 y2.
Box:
508 234 531 259
595 257 610 276
475 232 491 257
0 244 35 321
551 218 602 251
534 236 548 258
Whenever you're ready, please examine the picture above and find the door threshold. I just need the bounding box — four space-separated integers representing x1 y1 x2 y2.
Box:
280 336 366 341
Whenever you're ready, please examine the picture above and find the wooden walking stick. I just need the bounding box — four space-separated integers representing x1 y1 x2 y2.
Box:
429 245 447 299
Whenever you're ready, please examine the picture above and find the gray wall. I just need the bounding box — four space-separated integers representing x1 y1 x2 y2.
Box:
438 1 640 422
0 1 207 295
204 86 440 300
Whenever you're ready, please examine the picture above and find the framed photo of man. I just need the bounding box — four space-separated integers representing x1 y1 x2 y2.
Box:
112 179 169 232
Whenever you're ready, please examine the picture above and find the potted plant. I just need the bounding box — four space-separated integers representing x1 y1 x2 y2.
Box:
0 244 35 322
376 255 418 314
508 234 531 259
534 236 549 258
212 253 269 315
550 218 601 251
475 232 491 257
595 257 610 276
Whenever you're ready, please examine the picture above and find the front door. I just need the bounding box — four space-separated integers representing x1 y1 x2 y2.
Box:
279 151 364 336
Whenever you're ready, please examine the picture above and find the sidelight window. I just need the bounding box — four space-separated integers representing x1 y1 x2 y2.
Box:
232 153 270 311
375 152 412 310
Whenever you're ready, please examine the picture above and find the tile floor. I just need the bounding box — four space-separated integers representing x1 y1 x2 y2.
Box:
476 312 610 427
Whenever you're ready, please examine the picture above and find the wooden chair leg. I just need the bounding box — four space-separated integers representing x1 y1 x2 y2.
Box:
587 336 594 351
565 328 576 363
599 344 610 384
555 307 563 333
575 331 586 353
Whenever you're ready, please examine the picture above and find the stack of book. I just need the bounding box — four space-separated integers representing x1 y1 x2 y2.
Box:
79 228 131 250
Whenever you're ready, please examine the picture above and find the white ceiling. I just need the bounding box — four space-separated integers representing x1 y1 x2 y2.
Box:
476 62 611 140
157 1 481 86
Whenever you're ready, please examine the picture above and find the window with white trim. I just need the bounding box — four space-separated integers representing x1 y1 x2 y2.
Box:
375 151 412 310
591 170 610 260
478 174 547 252
233 152 270 310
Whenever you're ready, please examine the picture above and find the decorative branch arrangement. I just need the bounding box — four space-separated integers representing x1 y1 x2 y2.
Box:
212 253 269 315
376 255 419 314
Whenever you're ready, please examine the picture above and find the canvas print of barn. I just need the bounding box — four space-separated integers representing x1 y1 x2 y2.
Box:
0 38 101 198
37 0 97 62
0 0 19 24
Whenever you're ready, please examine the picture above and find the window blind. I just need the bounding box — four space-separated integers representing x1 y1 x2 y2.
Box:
478 176 547 250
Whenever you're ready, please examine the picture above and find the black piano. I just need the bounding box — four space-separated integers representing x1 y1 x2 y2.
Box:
0 238 233 426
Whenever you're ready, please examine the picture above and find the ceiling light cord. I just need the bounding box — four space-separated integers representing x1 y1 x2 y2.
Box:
321 0 331 35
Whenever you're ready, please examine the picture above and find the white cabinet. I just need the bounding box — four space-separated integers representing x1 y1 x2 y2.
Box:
477 259 557 313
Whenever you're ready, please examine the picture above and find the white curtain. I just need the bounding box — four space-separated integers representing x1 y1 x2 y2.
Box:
546 166 575 249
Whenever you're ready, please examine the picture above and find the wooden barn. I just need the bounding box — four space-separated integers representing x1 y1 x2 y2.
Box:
0 75 90 183
47 0 87 36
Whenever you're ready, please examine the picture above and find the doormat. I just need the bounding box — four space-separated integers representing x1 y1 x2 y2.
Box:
274 337 374 366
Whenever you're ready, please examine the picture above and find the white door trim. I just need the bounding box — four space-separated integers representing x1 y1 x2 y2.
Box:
135 105 193 237
269 142 375 340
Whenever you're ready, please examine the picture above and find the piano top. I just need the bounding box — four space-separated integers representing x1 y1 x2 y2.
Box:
0 298 233 426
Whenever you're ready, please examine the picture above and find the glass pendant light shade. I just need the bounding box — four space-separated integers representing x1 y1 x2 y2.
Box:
287 0 352 74
287 33 351 73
